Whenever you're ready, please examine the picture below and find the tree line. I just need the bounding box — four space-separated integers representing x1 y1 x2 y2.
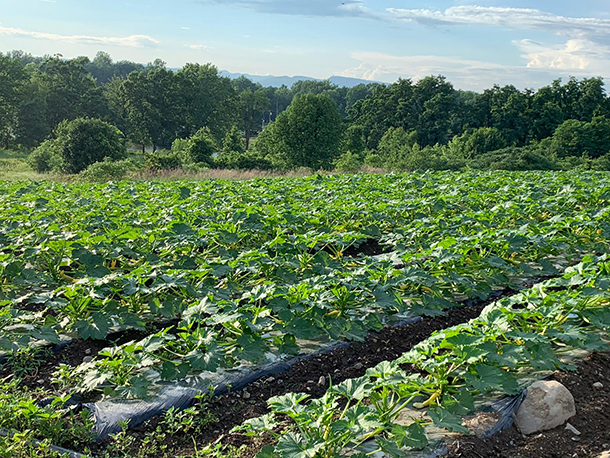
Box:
1 50 610 176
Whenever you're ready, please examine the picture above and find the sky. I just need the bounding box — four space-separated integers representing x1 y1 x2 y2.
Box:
1 0 610 91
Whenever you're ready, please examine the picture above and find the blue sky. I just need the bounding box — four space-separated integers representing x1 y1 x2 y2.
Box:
1 0 610 90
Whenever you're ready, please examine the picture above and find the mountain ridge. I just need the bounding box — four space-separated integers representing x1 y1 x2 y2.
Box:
219 70 383 88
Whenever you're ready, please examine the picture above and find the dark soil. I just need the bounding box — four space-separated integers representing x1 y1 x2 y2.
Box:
446 351 610 458
0 339 109 393
88 287 522 457
0 328 152 394
343 238 391 257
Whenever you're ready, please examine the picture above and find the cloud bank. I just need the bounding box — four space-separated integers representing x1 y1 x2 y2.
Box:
334 4 610 89
0 26 159 48
202 0 375 18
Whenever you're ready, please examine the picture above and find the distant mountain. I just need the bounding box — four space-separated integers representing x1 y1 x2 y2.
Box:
219 70 382 88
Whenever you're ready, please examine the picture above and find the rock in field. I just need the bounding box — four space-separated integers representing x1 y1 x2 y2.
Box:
515 381 576 435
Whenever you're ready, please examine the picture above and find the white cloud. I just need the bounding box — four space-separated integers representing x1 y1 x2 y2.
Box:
338 51 602 91
386 6 610 39
181 26 191 30
359 6 610 80
0 26 159 47
187 44 210 50
516 38 610 73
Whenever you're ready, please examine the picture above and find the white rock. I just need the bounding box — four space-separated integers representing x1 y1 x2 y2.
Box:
242 390 251 399
593 382 604 390
515 381 576 435
318 376 326 386
565 423 581 436
597 452 610 458
82 356 93 363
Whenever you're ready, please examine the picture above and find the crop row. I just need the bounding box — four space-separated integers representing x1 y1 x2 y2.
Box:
1 172 609 397
233 257 610 458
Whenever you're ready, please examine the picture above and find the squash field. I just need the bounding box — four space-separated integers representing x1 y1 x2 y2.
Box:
0 171 609 458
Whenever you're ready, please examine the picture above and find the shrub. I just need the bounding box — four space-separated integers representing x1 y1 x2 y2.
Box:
363 153 384 168
181 128 219 165
145 150 183 170
223 126 245 155
56 118 126 173
28 139 65 173
334 151 363 173
471 147 558 171
447 127 508 159
556 153 610 171
549 116 610 159
79 158 138 181
214 150 272 170
377 127 418 168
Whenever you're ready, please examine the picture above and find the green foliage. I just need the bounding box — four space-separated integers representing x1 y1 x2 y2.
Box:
28 138 65 173
549 116 610 158
0 172 608 402
239 258 610 457
5 50 610 174
377 127 418 169
0 380 94 450
447 127 508 159
222 125 245 155
470 147 558 171
79 157 139 181
31 117 126 174
256 94 344 170
342 124 367 155
181 127 219 166
215 149 272 170
145 149 183 170
334 151 363 173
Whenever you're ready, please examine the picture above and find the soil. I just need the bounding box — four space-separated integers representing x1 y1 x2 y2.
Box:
343 238 391 257
88 287 522 456
446 351 610 458
0 328 152 394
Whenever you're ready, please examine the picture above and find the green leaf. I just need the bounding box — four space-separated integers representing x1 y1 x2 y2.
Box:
464 364 520 395
81 369 112 391
443 390 475 416
486 344 526 370
268 393 309 415
375 436 407 458
235 414 279 435
331 376 372 401
73 312 112 340
160 361 190 381
392 422 429 450
275 431 322 458
256 446 276 458
183 298 220 322
186 342 224 372
429 407 470 434
31 326 61 344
